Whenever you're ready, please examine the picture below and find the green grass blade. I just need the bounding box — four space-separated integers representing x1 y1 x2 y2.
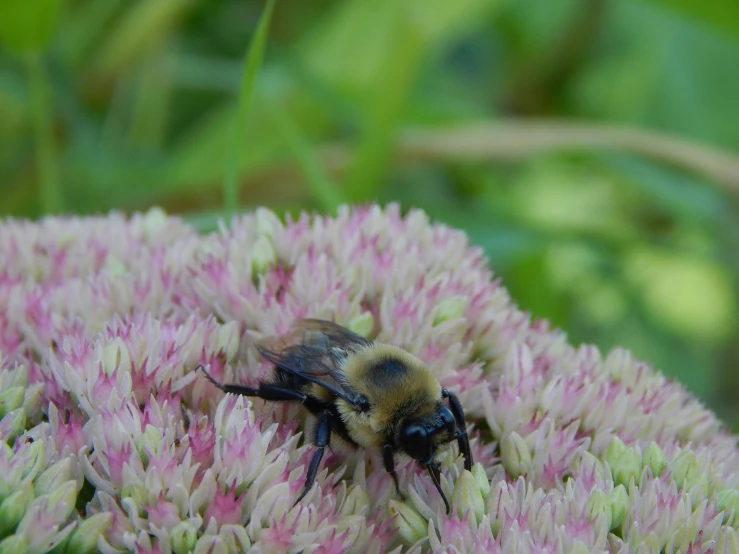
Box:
223 0 276 214
26 53 62 214
343 6 424 202
265 98 345 212
92 0 192 75
128 49 172 150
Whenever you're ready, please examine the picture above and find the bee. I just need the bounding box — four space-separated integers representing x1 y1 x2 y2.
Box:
198 319 472 514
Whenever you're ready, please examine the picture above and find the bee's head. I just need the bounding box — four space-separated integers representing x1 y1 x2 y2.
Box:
397 405 457 464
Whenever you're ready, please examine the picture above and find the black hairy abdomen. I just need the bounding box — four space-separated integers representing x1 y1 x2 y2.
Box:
271 365 313 392
270 365 359 448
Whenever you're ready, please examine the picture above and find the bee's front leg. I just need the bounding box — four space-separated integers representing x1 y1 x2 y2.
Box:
294 411 333 506
382 444 405 501
442 388 473 471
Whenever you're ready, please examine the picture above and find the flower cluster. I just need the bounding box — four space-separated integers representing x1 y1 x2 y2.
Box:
0 204 737 553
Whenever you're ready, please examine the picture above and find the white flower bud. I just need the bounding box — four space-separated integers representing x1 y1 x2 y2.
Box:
137 424 164 462
65 512 113 554
6 411 26 445
604 436 626 467
573 451 609 483
389 499 427 545
585 488 612 529
214 322 240 362
0 483 33 536
103 256 127 277
432 296 468 326
612 445 642 487
715 525 739 554
251 236 276 276
0 534 28 554
346 312 374 338
668 450 698 486
21 441 45 481
604 437 642 487
194 534 228 554
219 524 251 552
19 385 43 423
100 337 131 377
570 541 592 554
642 442 667 477
142 206 169 239
46 480 79 521
0 387 24 418
339 484 370 517
608 484 629 530
453 470 485 523
0 364 27 388
255 208 283 239
171 521 199 554
34 457 75 497
120 484 149 518
501 431 532 479
472 463 491 496
717 489 739 525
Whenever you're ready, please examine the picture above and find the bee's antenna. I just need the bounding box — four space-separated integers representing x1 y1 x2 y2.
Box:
425 463 450 515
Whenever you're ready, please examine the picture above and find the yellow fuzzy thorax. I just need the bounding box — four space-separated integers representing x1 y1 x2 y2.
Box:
328 343 442 449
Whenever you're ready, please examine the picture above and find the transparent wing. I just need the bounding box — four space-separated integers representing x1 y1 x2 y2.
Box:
254 319 372 409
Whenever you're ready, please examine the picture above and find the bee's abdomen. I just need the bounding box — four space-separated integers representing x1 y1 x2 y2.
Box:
272 366 313 393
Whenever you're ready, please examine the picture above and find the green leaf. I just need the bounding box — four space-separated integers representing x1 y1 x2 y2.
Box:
223 0 276 214
26 54 62 213
601 154 728 223
128 49 173 150
264 98 345 213
0 0 61 53
59 0 125 67
343 5 424 201
505 253 571 330
297 0 501 92
92 0 192 75
647 0 739 37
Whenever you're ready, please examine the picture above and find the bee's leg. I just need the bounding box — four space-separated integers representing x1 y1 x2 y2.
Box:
425 462 451 515
442 389 473 471
382 444 405 500
294 411 332 507
197 365 330 414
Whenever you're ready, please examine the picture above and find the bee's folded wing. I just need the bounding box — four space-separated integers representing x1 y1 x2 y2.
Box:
253 318 372 409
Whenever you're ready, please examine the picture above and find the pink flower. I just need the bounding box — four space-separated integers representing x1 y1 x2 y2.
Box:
203 484 244 527
144 493 183 530
1 204 738 553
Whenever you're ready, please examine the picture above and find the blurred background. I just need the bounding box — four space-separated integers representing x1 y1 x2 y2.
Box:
1 0 738 427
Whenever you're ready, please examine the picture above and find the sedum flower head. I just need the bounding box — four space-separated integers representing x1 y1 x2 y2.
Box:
0 203 738 552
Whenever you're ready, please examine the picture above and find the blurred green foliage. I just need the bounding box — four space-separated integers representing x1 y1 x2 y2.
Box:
1 0 739 427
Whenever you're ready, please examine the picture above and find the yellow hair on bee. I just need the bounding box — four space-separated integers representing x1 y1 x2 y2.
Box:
329 343 441 449
202 318 473 516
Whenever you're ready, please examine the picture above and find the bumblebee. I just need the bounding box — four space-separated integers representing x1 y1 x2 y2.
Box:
198 319 472 514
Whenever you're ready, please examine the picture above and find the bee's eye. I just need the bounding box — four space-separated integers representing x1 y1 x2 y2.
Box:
401 423 431 462
438 407 456 437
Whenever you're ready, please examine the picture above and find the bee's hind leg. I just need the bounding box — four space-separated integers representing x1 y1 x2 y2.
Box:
382 444 405 501
197 365 330 414
197 365 260 396
294 411 332 507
